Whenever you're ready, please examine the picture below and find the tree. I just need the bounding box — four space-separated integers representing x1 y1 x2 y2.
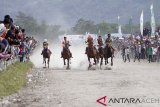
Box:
72 18 95 34
15 12 39 35
15 12 65 39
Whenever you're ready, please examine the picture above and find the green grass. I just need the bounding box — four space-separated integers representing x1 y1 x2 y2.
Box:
0 61 33 98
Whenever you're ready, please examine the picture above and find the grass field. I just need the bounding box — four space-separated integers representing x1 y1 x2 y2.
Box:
0 61 33 98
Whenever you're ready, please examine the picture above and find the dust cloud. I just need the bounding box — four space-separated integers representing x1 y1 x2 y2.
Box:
30 40 91 70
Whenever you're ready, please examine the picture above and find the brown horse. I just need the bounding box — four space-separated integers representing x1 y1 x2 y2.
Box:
104 45 114 66
86 46 98 70
41 48 51 68
62 47 71 69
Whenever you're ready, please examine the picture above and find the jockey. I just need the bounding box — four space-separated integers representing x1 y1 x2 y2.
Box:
97 35 104 47
105 33 115 51
43 39 48 49
85 35 95 54
61 36 73 58
105 34 112 46
41 39 52 56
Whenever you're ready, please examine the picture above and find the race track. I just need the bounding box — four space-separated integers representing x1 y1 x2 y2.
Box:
1 58 160 107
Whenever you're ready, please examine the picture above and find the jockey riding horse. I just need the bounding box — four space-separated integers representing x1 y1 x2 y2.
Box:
97 35 104 67
85 35 98 69
104 34 115 66
61 37 72 69
61 37 72 58
41 39 52 68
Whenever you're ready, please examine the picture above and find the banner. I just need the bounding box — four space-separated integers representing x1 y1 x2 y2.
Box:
150 4 156 37
140 10 143 36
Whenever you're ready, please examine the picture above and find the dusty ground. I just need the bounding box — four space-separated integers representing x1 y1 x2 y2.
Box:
1 58 160 107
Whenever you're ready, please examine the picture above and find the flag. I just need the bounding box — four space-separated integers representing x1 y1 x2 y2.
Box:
129 16 133 34
118 25 122 35
118 16 120 21
150 4 156 37
140 10 143 36
117 15 122 37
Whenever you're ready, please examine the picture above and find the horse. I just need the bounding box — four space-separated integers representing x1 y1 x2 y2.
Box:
104 45 114 66
97 45 104 69
41 48 51 68
62 47 71 69
86 46 98 70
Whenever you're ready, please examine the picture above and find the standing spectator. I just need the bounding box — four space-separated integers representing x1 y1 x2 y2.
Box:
121 45 126 62
141 45 146 59
138 45 141 60
21 29 26 41
157 46 160 62
19 44 23 62
147 44 153 63
125 47 130 62
134 45 140 62
152 46 157 62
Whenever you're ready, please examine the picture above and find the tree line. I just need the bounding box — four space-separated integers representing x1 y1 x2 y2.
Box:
15 12 160 39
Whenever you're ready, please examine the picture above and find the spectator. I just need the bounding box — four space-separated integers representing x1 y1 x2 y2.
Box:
147 44 153 63
134 45 140 62
141 45 146 59
0 37 9 53
152 46 157 62
125 47 130 62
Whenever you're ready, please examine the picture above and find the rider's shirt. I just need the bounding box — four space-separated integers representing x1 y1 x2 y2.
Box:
105 38 112 46
62 40 70 48
97 38 104 46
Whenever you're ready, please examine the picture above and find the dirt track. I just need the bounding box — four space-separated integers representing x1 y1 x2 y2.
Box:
1 58 160 107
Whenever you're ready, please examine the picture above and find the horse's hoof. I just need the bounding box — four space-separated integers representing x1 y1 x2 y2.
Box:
66 67 70 70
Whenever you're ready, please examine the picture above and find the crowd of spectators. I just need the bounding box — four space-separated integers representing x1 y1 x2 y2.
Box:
0 15 37 63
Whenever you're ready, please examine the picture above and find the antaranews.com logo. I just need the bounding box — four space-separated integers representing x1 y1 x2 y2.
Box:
96 96 160 106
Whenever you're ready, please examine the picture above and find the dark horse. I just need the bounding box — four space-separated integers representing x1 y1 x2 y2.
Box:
86 46 98 70
104 45 114 66
62 47 71 69
41 48 52 68
97 46 104 69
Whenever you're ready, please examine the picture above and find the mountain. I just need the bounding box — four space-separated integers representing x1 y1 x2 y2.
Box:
0 0 160 29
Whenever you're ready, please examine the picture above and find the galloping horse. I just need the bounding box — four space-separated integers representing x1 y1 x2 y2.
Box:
41 48 51 68
86 46 98 69
97 45 104 68
62 47 71 69
104 45 114 66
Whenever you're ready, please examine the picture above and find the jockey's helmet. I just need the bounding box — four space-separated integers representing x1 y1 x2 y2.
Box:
44 39 47 42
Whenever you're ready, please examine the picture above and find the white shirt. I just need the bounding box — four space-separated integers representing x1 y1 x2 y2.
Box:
152 47 157 55
125 48 130 55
